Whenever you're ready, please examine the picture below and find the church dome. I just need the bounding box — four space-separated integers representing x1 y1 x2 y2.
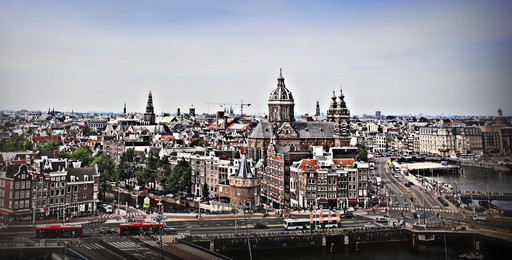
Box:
268 69 294 104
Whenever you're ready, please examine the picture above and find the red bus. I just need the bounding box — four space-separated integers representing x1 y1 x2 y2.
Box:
34 224 83 238
119 222 163 236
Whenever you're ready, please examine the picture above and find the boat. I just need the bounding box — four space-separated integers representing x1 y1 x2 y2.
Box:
459 252 483 259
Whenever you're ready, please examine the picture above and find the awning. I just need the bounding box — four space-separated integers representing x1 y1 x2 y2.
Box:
348 200 359 206
0 208 12 215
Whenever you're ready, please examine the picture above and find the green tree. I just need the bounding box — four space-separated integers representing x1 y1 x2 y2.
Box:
174 159 192 193
158 155 172 189
190 138 206 147
0 135 26 152
356 143 368 162
202 183 210 199
37 141 60 152
117 148 137 180
22 140 33 151
61 146 93 166
90 153 117 199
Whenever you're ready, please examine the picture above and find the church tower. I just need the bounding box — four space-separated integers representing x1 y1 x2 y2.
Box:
327 86 351 146
268 69 295 125
144 91 156 125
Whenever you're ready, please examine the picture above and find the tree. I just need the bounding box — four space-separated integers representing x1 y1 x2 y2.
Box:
0 135 27 152
90 153 117 199
60 146 93 166
117 148 137 180
175 159 192 193
202 183 210 199
37 141 60 152
356 143 368 162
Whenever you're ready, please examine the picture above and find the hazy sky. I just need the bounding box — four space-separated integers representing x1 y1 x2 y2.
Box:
1 0 511 116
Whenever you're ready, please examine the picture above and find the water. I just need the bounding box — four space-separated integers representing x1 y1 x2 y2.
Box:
223 239 506 260
437 166 512 193
436 166 512 213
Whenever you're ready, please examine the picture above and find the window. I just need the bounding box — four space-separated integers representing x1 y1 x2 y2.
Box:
66 195 71 202
20 191 24 199
15 182 19 189
26 181 30 189
67 186 71 193
83 193 87 199
25 191 30 198
83 184 87 189
14 191 19 199
14 201 18 209
73 194 78 202
20 181 25 189
74 186 78 192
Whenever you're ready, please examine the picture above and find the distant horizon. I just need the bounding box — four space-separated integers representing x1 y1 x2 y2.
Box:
0 107 505 119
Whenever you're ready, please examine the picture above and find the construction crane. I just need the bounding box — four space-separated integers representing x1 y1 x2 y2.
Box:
206 100 251 116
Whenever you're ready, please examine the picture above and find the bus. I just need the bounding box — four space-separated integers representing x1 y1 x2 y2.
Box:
283 217 341 231
34 224 83 238
119 222 164 236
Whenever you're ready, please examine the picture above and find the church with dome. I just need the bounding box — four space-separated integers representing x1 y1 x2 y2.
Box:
247 69 352 162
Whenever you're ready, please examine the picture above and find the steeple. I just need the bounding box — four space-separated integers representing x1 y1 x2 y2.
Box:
123 102 126 115
146 91 154 114
144 91 156 124
268 69 295 123
315 100 320 117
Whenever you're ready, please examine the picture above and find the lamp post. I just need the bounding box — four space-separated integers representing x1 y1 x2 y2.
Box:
239 204 252 260
154 215 164 260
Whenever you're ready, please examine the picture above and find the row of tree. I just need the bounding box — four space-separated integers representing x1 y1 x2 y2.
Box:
60 147 192 198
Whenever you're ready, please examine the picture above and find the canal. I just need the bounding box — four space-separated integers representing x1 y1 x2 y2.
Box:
223 239 506 260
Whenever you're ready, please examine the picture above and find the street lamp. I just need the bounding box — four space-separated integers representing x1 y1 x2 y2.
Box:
154 215 164 260
239 204 253 260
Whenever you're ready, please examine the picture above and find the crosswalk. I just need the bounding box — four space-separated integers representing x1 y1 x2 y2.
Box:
110 241 144 250
81 242 105 250
98 212 145 219
378 207 456 213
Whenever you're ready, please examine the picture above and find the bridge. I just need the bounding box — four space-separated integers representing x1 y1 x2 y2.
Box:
460 191 512 201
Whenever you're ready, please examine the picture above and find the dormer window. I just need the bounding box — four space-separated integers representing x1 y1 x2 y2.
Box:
84 175 89 181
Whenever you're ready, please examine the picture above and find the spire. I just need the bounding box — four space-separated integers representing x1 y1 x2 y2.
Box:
315 100 320 116
234 155 255 178
123 102 126 114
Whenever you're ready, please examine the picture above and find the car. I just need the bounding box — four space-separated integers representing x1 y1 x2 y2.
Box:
375 217 389 224
165 193 175 198
100 227 116 234
473 214 487 221
342 212 354 219
405 182 411 187
253 223 268 229
163 226 176 234
0 223 8 229
104 205 113 213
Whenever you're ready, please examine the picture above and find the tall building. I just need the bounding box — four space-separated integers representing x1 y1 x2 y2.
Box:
326 87 351 146
247 70 356 208
248 70 350 162
144 91 156 125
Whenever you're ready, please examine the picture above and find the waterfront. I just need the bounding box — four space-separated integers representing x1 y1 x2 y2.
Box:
437 165 512 214
223 239 505 260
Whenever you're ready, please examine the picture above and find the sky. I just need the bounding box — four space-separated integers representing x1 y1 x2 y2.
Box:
1 0 511 117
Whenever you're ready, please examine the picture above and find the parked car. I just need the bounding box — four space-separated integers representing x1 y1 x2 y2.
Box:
253 223 268 229
0 223 8 229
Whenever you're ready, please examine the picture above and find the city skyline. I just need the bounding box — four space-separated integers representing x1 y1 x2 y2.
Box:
1 1 511 116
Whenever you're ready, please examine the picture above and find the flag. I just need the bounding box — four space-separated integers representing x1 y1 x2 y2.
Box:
319 212 324 224
310 212 314 224
328 211 332 223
